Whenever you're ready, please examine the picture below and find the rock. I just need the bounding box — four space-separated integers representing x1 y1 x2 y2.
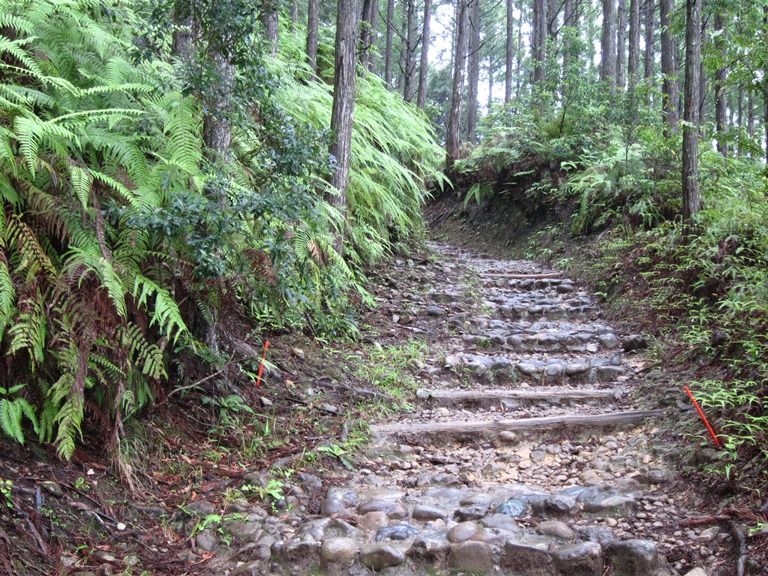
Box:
222 520 262 542
622 334 650 352
358 544 406 571
291 347 305 359
375 524 420 542
447 521 478 543
324 518 364 540
599 333 620 349
412 504 449 521
409 535 451 563
683 569 708 576
426 305 447 316
606 539 674 576
583 491 635 514
358 511 389 532
551 541 603 575
186 500 216 516
454 504 488 521
320 496 348 517
280 536 318 562
580 526 616 546
41 481 63 498
535 520 576 540
494 498 530 517
195 528 218 552
578 470 603 486
448 541 494 572
232 561 266 575
357 499 408 519
320 537 357 563
480 513 521 533
545 494 578 514
501 540 557 576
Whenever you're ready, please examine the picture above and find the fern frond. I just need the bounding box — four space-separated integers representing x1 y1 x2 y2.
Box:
132 275 188 342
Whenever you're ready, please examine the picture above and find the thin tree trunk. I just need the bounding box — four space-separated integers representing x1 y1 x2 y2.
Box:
515 0 523 99
466 0 481 141
563 0 577 74
446 0 470 171
403 0 418 99
533 0 547 86
714 14 728 157
417 0 433 108
360 0 380 70
398 4 407 91
329 0 360 252
682 0 702 223
263 0 279 55
660 0 679 135
547 0 558 39
290 0 299 30
748 90 755 140
505 0 515 103
616 0 627 90
384 0 395 86
307 0 320 75
643 0 654 84
601 0 617 91
628 0 640 86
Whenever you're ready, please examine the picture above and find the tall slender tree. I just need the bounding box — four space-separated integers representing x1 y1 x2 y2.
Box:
307 0 319 75
360 0 380 70
466 0 481 140
628 0 640 84
532 0 547 86
682 0 702 223
644 0 655 83
417 0 433 108
660 0 679 134
329 0 361 251
714 13 728 156
384 0 396 86
403 0 418 100
446 0 471 171
505 0 515 102
601 0 617 90
262 0 279 54
616 0 627 89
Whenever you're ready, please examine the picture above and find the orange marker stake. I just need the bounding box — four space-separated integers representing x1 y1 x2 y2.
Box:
256 341 270 387
683 385 722 449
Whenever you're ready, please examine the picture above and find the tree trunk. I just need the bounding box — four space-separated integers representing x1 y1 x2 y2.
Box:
384 0 395 86
417 0 433 108
360 0 380 71
714 14 728 157
466 0 481 141
290 0 299 30
329 0 360 252
515 0 523 99
660 0 679 135
643 0 654 84
307 0 320 75
532 0 547 86
446 0 470 171
616 0 627 90
547 0 558 39
682 0 701 223
563 0 578 74
601 0 617 91
403 0 418 100
505 0 515 103
262 0 279 55
748 90 755 140
628 0 640 86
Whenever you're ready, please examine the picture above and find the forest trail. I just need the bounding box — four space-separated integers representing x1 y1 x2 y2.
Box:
198 242 731 576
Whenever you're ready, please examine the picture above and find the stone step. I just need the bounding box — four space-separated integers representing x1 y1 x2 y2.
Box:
447 353 627 385
415 387 622 410
371 410 664 443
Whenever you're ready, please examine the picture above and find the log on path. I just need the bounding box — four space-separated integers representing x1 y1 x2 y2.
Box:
419 388 619 402
479 272 562 279
372 410 663 436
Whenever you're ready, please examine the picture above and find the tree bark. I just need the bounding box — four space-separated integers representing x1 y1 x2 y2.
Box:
562 0 578 73
403 0 418 100
329 0 360 252
682 0 702 223
714 14 728 157
384 0 395 86
505 0 515 103
660 0 679 135
307 0 320 75
466 0 481 141
446 0 470 171
643 0 654 84
628 0 640 86
601 0 617 91
417 0 433 108
532 0 547 86
360 0 380 71
262 0 279 55
515 0 523 99
616 0 627 90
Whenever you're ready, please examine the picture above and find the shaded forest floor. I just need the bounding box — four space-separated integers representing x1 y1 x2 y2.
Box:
0 195 766 575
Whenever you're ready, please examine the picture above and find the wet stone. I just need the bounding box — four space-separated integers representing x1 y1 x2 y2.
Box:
454 504 488 521
358 511 388 532
545 494 578 515
409 535 451 563
357 499 409 519
607 539 673 576
412 504 449 521
448 541 494 572
501 540 557 576
551 541 604 576
448 521 478 542
480 513 521 534
535 520 576 540
186 500 216 516
195 528 218 552
494 498 530 517
358 544 406 571
375 524 420 542
320 537 358 563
